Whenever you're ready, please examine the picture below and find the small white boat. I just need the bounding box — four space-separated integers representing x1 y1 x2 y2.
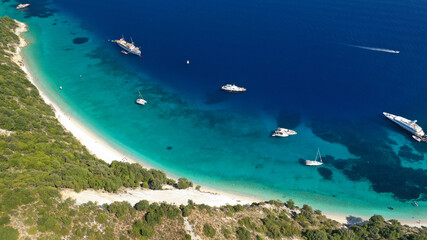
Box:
16 3 30 9
221 84 246 92
305 148 323 166
412 135 421 142
413 202 419 207
135 91 147 105
272 128 297 137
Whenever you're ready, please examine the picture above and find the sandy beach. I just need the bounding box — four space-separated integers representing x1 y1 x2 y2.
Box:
11 20 425 228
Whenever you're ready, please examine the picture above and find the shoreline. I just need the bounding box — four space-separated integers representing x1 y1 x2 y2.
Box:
11 20 425 228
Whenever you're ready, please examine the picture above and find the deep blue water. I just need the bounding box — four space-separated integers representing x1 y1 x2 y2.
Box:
2 0 427 221
57 0 427 117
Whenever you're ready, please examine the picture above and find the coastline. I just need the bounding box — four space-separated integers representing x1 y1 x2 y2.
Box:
11 20 425 228
11 20 260 206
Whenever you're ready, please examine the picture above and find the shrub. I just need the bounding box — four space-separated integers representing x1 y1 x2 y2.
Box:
305 229 328 240
180 205 192 217
0 215 10 226
0 226 19 240
236 227 251 240
285 199 295 210
221 226 231 239
166 178 176 185
203 223 216 238
177 178 193 189
108 201 133 218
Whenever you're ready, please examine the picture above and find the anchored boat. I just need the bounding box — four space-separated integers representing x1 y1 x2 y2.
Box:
16 3 30 9
115 36 141 57
305 148 323 166
383 112 427 142
272 128 297 137
221 84 246 92
135 91 147 105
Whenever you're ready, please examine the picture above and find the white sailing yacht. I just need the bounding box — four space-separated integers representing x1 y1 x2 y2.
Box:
305 148 323 166
135 91 147 105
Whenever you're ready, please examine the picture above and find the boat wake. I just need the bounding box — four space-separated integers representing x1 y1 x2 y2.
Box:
343 44 400 54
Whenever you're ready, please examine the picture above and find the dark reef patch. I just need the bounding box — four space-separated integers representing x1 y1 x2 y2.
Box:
52 23 56 25
166 146 172 150
276 110 301 129
255 164 263 169
310 117 427 201
398 145 424 162
317 167 333 180
73 37 89 44
322 155 334 164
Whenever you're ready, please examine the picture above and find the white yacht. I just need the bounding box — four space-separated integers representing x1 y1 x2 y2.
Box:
383 112 426 137
16 3 30 9
221 84 246 92
135 91 147 105
272 128 297 137
305 148 323 166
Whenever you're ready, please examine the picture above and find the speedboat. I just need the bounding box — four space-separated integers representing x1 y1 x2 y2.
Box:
16 3 30 9
272 128 297 137
305 148 323 166
412 135 422 142
136 91 147 105
221 84 246 92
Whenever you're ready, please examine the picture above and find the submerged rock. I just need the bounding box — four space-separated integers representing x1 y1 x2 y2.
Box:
317 167 333 180
73 37 89 44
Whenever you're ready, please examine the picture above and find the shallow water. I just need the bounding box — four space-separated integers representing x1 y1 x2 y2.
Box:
2 0 426 221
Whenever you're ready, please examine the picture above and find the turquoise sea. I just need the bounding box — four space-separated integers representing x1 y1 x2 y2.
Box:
1 0 426 223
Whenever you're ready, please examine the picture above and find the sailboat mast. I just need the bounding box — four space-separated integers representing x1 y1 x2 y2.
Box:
317 148 322 163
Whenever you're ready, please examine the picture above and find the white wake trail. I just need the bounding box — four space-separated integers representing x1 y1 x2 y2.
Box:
344 44 400 54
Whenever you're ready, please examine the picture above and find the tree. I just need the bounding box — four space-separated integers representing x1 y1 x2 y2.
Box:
134 200 150 211
149 178 162 190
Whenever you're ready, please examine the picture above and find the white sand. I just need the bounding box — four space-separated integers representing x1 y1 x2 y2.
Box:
11 20 425 228
61 187 254 207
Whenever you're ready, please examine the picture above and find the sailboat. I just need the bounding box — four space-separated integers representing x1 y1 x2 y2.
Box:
305 148 323 166
135 91 147 105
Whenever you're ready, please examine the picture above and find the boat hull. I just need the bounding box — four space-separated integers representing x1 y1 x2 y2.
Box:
136 99 147 105
305 160 323 166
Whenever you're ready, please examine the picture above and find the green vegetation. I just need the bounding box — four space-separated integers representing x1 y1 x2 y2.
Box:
203 223 216 238
177 177 193 189
0 16 426 240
